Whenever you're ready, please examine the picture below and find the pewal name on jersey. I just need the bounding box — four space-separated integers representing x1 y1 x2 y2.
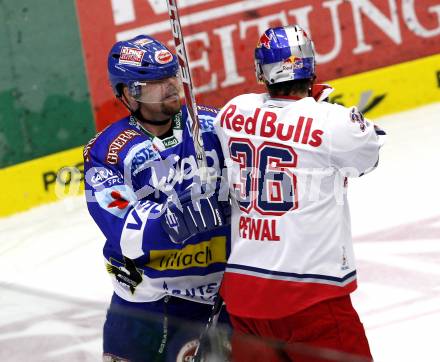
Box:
220 104 323 147
239 216 280 242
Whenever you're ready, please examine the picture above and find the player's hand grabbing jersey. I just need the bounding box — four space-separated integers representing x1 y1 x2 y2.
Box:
214 93 385 318
84 105 230 304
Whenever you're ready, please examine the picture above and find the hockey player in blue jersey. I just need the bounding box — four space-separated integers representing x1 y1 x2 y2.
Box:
83 35 231 362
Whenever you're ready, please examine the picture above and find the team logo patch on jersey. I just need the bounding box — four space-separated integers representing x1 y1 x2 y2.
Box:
341 246 350 270
257 32 272 49
119 47 145 66
350 107 367 132
155 49 173 64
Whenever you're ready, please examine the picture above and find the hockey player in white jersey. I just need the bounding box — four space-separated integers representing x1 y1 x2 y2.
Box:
214 25 385 361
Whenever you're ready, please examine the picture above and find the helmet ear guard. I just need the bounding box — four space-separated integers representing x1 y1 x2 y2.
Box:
254 25 316 85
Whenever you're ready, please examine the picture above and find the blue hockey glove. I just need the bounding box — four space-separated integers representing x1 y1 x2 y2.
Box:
161 182 231 244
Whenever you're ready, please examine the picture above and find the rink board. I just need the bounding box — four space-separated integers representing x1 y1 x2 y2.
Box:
0 54 439 217
327 53 440 119
0 147 84 217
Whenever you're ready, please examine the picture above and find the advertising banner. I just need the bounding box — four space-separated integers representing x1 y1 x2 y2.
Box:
76 0 440 129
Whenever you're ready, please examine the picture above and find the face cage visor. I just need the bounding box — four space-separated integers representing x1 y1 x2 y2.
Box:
128 73 183 105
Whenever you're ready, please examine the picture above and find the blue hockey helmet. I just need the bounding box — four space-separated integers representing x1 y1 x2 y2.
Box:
108 35 179 97
254 25 315 85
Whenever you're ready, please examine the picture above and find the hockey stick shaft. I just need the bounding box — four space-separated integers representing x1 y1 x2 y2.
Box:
166 0 208 183
192 293 224 361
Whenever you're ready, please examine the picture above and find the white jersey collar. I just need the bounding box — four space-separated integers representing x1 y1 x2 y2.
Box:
263 94 315 108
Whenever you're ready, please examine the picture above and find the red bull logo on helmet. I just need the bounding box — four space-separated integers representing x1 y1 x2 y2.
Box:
257 32 272 49
283 55 303 70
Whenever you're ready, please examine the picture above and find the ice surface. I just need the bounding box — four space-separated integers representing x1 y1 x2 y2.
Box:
1 103 439 361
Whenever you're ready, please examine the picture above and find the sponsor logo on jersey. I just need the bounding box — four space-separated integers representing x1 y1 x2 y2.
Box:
155 49 173 64
163 280 219 301
119 46 145 66
199 115 215 132
147 237 226 271
125 140 160 176
106 129 141 165
162 136 178 148
220 104 324 147
174 111 183 129
257 32 272 49
197 104 219 114
88 167 123 188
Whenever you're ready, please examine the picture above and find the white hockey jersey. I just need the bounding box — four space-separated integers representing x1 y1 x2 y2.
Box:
214 93 385 318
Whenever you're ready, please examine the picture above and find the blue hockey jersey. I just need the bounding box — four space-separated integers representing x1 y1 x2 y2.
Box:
83 106 230 304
